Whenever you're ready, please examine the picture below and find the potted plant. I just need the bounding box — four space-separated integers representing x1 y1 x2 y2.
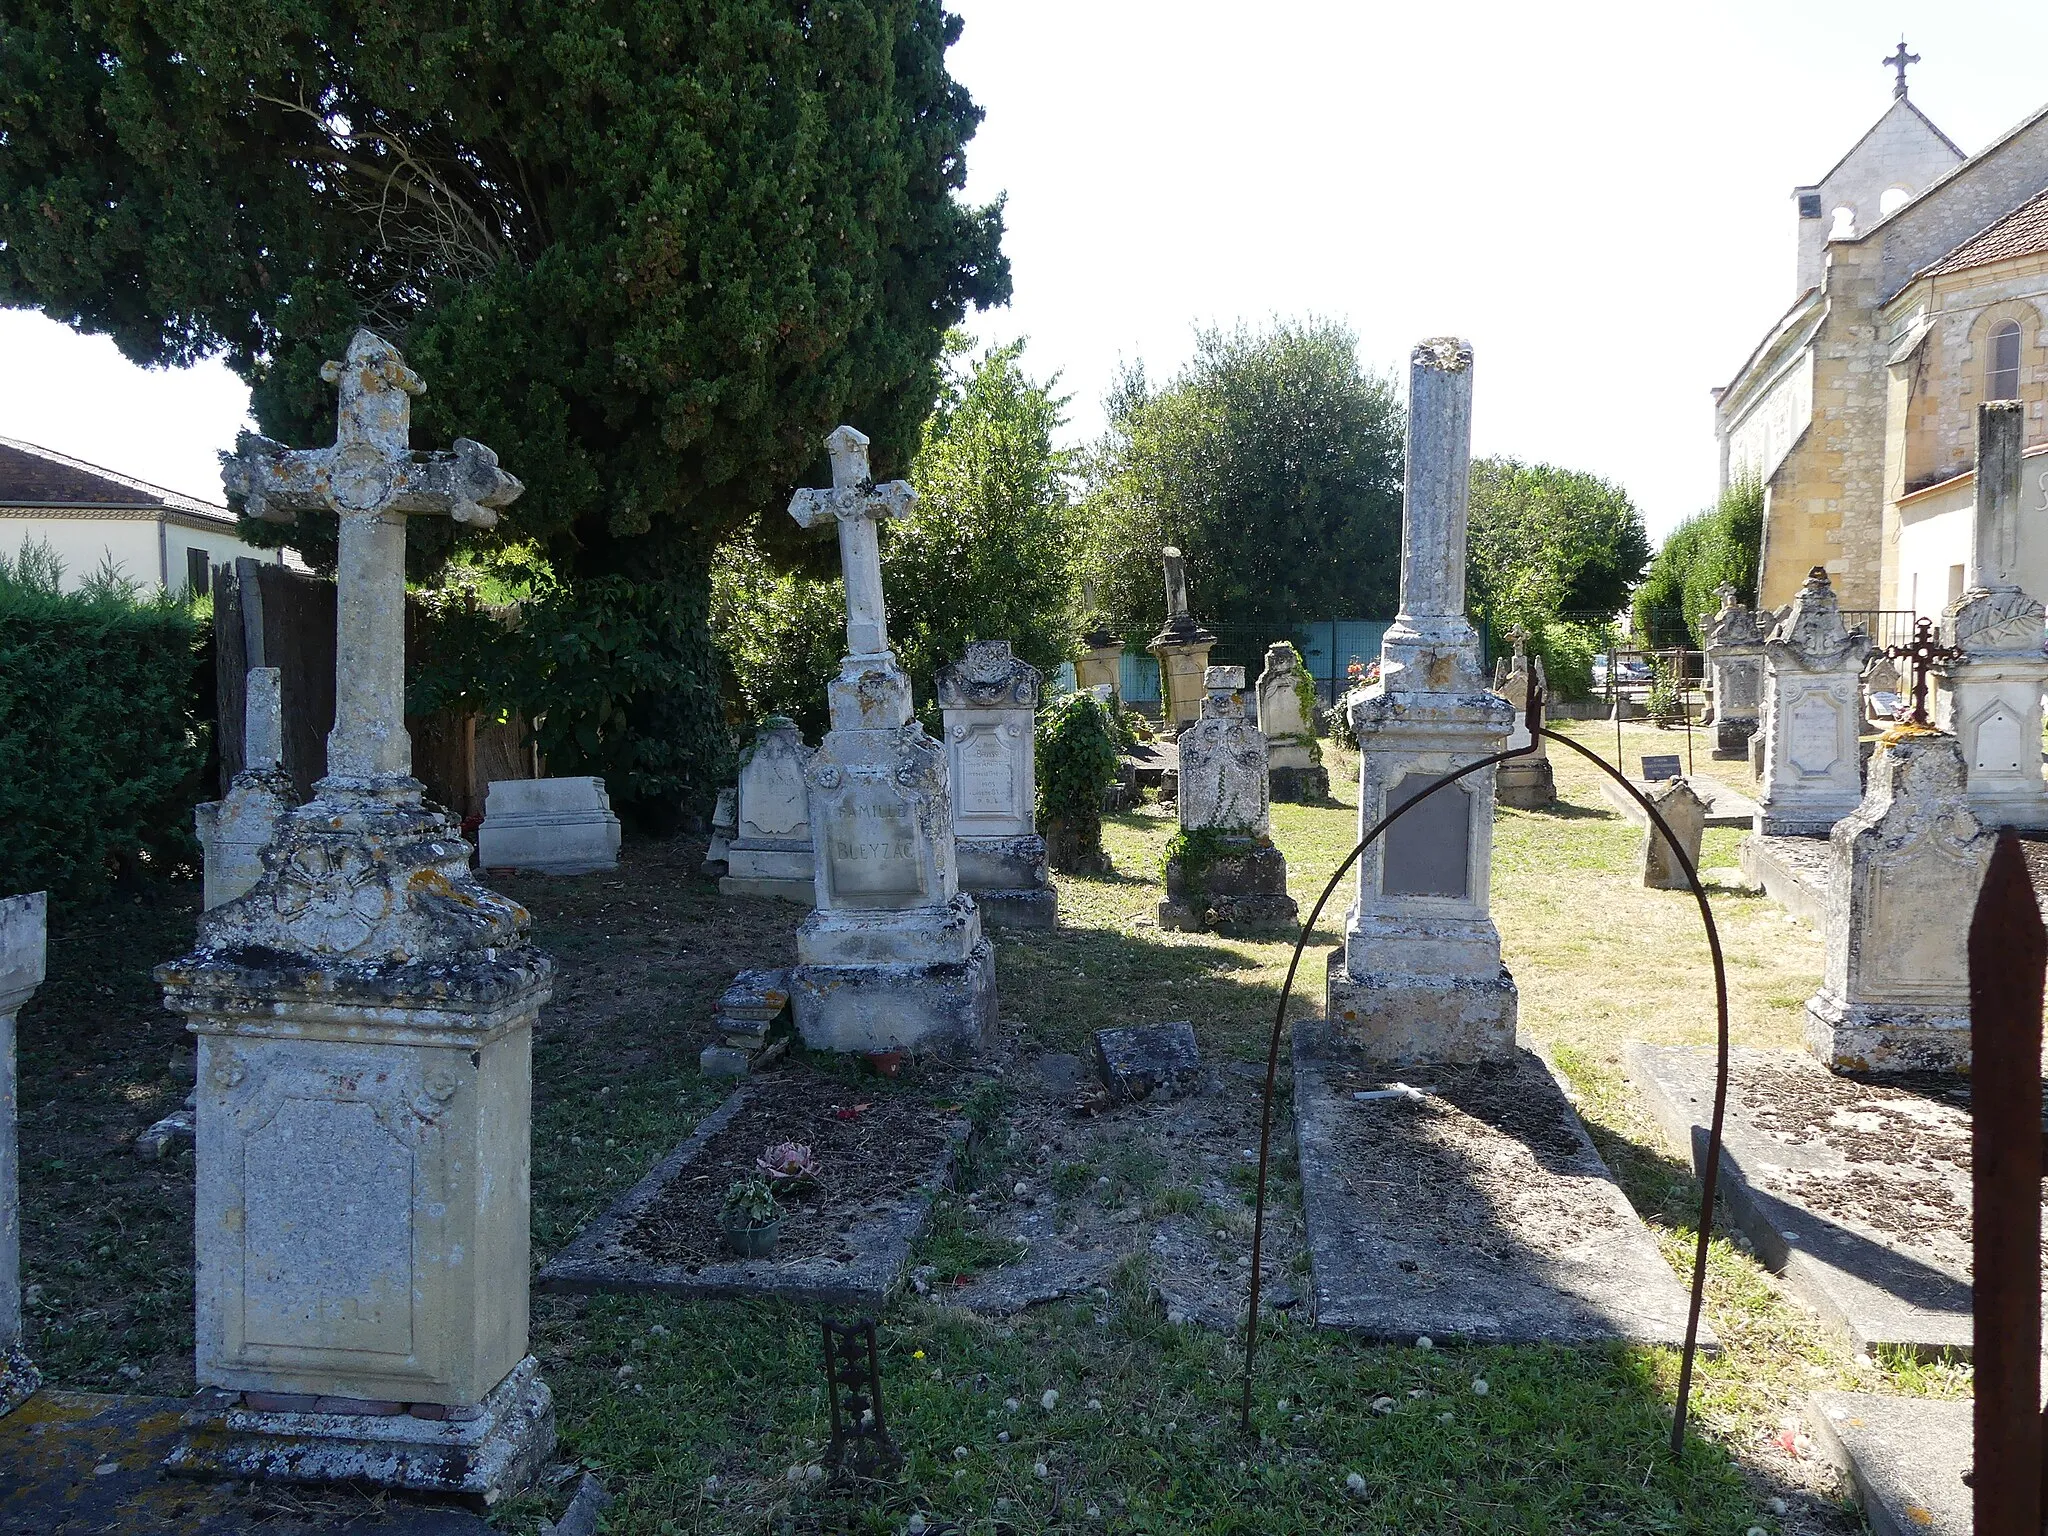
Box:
719 1174 783 1258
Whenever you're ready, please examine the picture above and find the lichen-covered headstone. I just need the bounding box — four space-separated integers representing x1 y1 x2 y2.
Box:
1755 568 1870 836
194 667 294 908
937 641 1056 929
719 717 816 902
1805 730 1993 1072
1158 668 1296 930
786 428 996 1055
1256 642 1328 801
155 331 553 1501
1640 777 1707 890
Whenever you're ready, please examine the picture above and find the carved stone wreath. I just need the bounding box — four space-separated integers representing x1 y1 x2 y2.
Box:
273 840 393 955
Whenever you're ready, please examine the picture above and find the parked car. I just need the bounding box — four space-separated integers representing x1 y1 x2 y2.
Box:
1591 655 1655 687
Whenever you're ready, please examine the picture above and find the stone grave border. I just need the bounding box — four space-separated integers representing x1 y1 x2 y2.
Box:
537 1083 969 1310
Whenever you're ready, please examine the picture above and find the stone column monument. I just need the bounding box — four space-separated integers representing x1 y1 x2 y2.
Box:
1 892 46 1417
1158 667 1298 931
1075 593 1126 701
156 332 553 1500
1935 401 2048 831
1754 568 1870 836
786 427 997 1054
1255 642 1328 802
1327 340 1517 1063
1146 548 1216 736
1701 586 1765 760
937 640 1057 929
1491 630 1554 809
1804 730 1993 1072
195 667 295 909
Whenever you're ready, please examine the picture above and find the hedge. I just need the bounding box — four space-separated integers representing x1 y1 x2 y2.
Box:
0 552 207 902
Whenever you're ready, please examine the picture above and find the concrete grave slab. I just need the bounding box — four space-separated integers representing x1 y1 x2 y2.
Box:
1292 1020 1703 1344
1808 1391 1973 1536
1600 772 1760 829
1623 1042 2045 1357
1740 832 1831 925
537 1080 966 1310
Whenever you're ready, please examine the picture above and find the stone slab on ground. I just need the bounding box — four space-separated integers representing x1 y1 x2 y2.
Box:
1124 739 1176 787
536 1080 966 1309
0 1390 492 1533
1623 1042 2046 1357
1599 772 1759 829
1740 832 1830 926
1807 1391 1972 1536
1093 1022 1202 1103
1292 1020 1704 1344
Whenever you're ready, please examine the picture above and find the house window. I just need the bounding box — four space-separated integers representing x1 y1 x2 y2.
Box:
185 547 210 598
1988 321 2022 400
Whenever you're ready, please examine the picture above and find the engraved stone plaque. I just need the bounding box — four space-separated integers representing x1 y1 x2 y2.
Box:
1788 696 1842 777
1970 702 2028 775
1382 772 1471 899
825 793 928 909
959 730 1016 817
1640 755 1682 782
242 1097 412 1355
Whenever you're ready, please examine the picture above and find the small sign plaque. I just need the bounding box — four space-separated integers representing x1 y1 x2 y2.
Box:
1640 755 1682 782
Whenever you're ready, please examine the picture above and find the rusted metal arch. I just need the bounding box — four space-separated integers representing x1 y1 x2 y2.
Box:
1241 689 1732 1461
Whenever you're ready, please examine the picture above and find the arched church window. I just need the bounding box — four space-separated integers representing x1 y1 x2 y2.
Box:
1829 206 1857 239
1988 322 2022 400
1879 186 1912 217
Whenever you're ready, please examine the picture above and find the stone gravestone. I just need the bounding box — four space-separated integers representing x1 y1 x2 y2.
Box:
1702 585 1765 760
195 667 295 908
477 776 621 874
156 331 553 1500
1491 630 1554 808
701 786 738 877
1754 568 1870 836
786 427 996 1054
1158 667 1298 930
1256 642 1328 802
1 892 46 1417
1934 401 2048 831
936 641 1057 929
1327 340 1517 1063
1640 777 1707 891
1146 548 1216 737
1805 731 1993 1072
718 718 816 902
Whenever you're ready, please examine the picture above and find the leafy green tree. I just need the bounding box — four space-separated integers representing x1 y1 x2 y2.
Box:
1078 319 1403 651
1632 478 1765 647
713 338 1075 738
0 0 1008 816
1467 458 1650 624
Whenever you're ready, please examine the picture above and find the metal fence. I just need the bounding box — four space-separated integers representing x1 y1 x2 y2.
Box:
1087 619 1397 709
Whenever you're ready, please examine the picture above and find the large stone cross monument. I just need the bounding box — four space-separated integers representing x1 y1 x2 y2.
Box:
1326 339 1517 1064
1935 401 2048 830
787 427 997 1054
156 331 553 1502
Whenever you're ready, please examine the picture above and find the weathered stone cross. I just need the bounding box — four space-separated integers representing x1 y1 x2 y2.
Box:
788 426 916 659
1883 616 1962 727
223 330 522 789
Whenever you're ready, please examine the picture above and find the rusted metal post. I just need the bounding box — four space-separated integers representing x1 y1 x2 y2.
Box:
1969 830 2043 1536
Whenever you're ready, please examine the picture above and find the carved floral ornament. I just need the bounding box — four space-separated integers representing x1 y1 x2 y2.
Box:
273 840 393 955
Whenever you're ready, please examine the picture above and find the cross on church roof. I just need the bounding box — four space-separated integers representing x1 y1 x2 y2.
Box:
1884 37 1919 100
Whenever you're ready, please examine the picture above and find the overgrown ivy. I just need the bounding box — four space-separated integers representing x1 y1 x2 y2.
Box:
1035 691 1118 871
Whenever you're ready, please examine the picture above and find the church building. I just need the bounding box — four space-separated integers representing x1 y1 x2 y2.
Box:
1714 44 2048 620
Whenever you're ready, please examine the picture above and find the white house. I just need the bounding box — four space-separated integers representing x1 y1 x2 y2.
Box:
0 436 295 596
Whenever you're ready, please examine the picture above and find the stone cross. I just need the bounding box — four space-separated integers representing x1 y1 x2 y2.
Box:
1883 617 1962 727
789 426 916 659
1969 400 2025 591
223 330 523 789
1162 547 1191 621
1884 36 1919 98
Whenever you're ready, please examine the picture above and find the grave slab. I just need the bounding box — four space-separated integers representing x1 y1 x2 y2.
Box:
0 1390 492 1533
1740 831 1830 925
1807 1391 1972 1536
1622 1042 2043 1357
1292 1020 1703 1344
1093 1022 1202 1104
537 1075 966 1309
1598 772 1759 829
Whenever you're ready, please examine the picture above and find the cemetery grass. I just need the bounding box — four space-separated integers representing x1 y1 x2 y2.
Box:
8 731 1949 1532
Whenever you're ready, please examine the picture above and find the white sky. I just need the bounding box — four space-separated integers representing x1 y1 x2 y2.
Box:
5 3 2047 540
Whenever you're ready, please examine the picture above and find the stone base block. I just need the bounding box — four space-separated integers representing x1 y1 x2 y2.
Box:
699 1036 790 1078
1268 764 1330 803
956 834 1048 891
791 938 997 1055
971 886 1059 929
1093 1022 1201 1103
1324 949 1516 1064
1712 718 1757 759
476 779 620 875
0 1348 39 1417
717 874 815 904
1755 810 1852 837
1495 759 1555 809
1803 990 1970 1074
1160 841 1298 932
164 1357 552 1506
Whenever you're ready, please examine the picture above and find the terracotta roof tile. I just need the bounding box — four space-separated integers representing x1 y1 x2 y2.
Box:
1920 187 2048 277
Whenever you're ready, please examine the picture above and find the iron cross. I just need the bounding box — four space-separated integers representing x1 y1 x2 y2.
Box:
1883 616 1961 727
222 329 523 788
1884 37 1919 99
